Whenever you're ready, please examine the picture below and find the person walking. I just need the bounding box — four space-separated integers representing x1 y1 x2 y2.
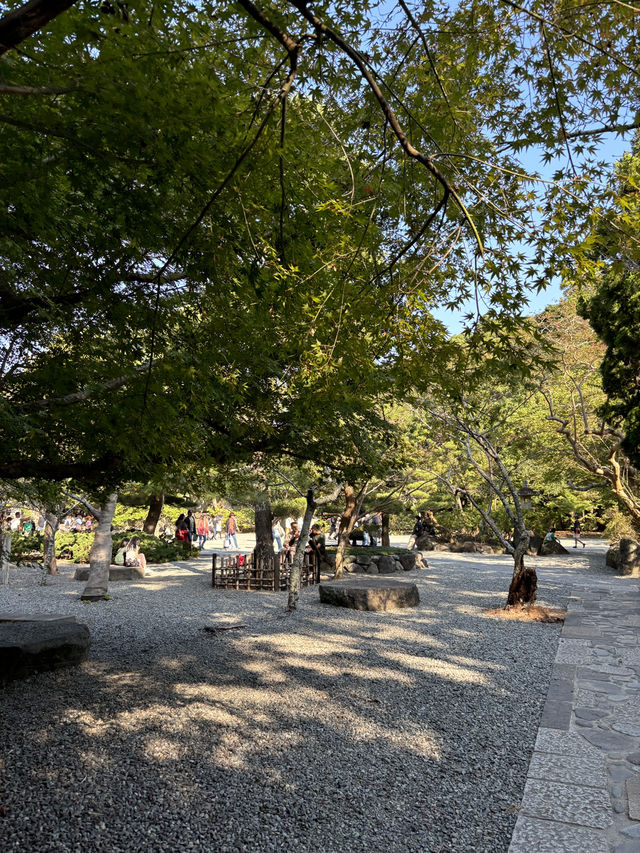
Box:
572 517 586 548
196 513 209 548
212 514 222 540
225 512 239 549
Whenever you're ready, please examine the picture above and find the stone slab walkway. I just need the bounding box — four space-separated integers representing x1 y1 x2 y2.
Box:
510 570 640 853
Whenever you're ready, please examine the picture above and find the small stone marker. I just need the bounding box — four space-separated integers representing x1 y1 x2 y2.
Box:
0 616 90 686
319 577 420 611
627 777 640 820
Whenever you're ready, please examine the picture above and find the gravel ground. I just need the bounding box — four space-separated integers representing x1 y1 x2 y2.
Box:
0 544 610 852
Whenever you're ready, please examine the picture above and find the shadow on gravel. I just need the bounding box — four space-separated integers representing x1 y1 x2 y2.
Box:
0 548 615 853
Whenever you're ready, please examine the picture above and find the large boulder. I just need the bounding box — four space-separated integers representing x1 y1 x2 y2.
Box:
538 538 569 556
414 533 435 551
377 555 398 574
0 616 90 685
606 546 620 570
398 552 417 572
74 565 145 581
610 539 640 576
319 578 420 611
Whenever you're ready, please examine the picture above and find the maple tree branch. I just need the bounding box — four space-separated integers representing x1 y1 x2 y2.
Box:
0 0 77 56
287 0 484 255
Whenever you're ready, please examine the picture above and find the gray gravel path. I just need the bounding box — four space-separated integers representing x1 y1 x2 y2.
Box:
0 545 604 852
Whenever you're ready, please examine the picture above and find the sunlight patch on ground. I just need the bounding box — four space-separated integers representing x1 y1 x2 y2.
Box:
380 650 490 685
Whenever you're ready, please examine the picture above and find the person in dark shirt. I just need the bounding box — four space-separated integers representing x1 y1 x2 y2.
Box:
307 524 326 561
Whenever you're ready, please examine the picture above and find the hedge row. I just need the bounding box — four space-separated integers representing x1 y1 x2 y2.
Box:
10 532 196 564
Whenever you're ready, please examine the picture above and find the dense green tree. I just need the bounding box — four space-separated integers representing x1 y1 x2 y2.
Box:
576 140 640 471
1 0 637 541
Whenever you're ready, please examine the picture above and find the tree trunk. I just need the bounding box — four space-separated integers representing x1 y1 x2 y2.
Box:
43 511 59 574
143 492 164 534
254 496 273 564
1 532 11 585
81 492 118 601
381 512 390 547
287 489 315 611
506 523 537 606
334 484 358 578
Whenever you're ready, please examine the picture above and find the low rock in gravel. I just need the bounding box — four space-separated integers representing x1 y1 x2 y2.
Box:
0 617 90 685
319 578 420 611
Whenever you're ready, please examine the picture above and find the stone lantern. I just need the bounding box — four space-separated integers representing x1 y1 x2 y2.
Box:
517 481 536 510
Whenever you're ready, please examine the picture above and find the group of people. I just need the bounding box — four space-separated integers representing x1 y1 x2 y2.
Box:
273 519 326 564
63 515 94 533
5 511 42 535
4 511 94 536
173 510 234 548
408 512 437 549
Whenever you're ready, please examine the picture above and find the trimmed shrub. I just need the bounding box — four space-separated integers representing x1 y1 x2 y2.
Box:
9 532 44 564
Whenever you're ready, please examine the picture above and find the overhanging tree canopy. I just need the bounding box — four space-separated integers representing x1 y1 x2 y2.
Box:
1 0 637 488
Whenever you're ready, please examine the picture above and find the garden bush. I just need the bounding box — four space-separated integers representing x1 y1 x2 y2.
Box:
11 530 197 564
9 532 44 564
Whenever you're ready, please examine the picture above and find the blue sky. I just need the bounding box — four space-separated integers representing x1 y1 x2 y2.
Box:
432 134 633 333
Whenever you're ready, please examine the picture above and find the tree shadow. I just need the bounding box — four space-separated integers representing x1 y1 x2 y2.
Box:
0 550 595 852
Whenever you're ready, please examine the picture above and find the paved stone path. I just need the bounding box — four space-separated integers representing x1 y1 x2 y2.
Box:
510 551 640 853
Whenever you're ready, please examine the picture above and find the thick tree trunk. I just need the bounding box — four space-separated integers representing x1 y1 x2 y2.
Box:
43 511 59 574
506 523 537 606
287 489 315 611
334 484 358 578
81 492 118 601
381 512 390 547
254 497 273 564
143 492 164 534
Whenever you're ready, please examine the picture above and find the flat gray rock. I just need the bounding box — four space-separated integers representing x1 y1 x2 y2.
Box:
0 618 90 686
74 566 145 581
319 577 420 611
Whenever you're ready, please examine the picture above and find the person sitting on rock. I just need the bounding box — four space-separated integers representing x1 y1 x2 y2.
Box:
543 528 557 543
125 536 147 571
114 538 130 565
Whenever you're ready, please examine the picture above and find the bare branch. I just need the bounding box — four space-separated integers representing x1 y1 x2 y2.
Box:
15 362 154 412
0 83 75 95
0 0 77 56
